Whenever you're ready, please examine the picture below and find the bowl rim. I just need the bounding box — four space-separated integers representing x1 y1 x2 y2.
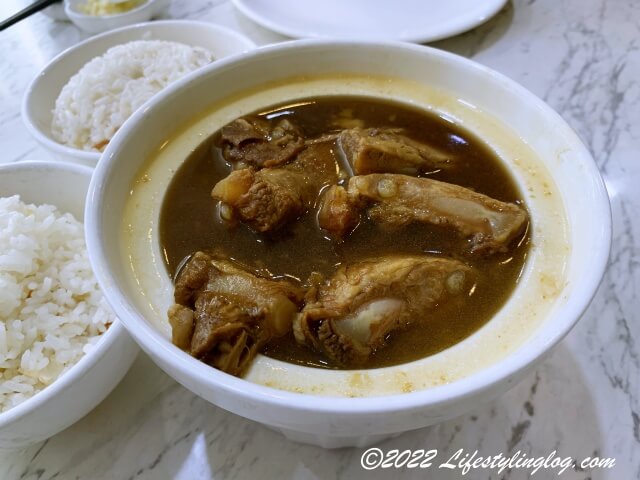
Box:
20 19 257 165
0 160 131 428
86 39 612 415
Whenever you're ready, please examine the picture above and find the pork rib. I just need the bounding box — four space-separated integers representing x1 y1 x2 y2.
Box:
294 255 474 366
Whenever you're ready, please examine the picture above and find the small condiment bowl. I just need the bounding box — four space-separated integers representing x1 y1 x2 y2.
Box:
0 161 138 449
21 20 256 167
86 40 611 448
64 0 168 34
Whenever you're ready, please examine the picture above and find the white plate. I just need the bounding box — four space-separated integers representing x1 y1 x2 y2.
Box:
232 0 507 42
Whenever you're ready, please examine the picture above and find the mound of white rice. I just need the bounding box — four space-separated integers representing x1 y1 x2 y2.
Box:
0 195 114 413
51 39 214 152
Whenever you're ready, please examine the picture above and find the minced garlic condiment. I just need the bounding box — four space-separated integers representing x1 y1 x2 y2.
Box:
78 0 146 16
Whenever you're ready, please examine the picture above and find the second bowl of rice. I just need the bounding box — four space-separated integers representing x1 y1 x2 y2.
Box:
22 20 255 166
0 161 138 449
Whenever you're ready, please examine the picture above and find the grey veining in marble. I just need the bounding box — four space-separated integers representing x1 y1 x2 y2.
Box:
0 0 638 478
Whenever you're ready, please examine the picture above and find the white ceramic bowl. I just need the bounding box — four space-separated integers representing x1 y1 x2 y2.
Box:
0 161 138 449
64 0 169 34
42 2 68 21
21 20 256 166
86 41 611 448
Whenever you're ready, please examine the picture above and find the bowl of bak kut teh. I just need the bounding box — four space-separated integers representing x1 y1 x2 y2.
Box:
85 40 610 448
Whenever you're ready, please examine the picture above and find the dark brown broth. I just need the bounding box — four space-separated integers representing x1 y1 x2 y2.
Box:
160 96 529 369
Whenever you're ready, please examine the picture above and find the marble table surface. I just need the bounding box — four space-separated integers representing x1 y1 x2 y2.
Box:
0 0 638 478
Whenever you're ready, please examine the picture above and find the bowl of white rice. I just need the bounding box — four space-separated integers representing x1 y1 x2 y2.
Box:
0 161 138 449
22 20 255 166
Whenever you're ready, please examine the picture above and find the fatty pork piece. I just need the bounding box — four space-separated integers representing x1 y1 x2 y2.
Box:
338 127 452 175
294 255 475 366
218 116 305 168
212 142 339 232
168 251 304 376
317 185 360 240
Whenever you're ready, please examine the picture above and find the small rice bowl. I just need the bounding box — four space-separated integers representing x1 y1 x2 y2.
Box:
0 195 114 412
51 39 215 152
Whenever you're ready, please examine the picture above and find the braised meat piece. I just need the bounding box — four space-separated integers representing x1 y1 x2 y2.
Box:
168 304 194 351
348 174 528 253
317 185 360 240
211 168 309 232
218 116 306 168
212 142 339 232
293 255 475 366
338 127 452 175
168 251 304 376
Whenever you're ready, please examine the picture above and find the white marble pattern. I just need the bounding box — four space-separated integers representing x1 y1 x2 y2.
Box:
0 0 638 478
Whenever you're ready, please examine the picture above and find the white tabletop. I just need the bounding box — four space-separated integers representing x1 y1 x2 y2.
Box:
0 0 638 478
